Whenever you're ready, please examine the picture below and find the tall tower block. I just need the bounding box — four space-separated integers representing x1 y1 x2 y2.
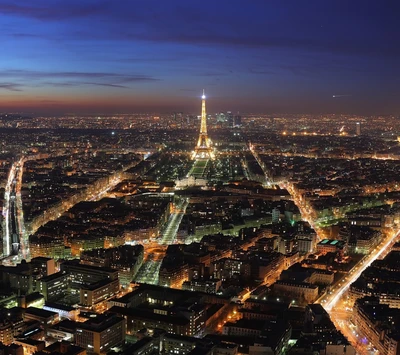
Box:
192 90 215 160
356 122 361 136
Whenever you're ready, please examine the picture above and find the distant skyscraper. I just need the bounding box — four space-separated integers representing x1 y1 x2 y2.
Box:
356 122 361 136
234 114 242 127
173 112 183 124
216 112 226 123
192 90 215 160
270 117 276 130
227 111 234 127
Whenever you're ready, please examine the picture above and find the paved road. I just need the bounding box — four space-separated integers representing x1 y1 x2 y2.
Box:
3 159 25 259
317 229 399 355
134 198 189 284
134 259 162 285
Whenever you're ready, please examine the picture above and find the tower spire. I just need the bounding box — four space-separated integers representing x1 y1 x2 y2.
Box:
200 90 207 135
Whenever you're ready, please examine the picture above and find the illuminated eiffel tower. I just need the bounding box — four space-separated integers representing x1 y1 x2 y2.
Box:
192 90 215 160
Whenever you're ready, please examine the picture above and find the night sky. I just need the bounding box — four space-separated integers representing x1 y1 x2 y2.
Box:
1 0 399 115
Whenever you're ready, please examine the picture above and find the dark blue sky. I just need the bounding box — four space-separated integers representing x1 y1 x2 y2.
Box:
1 0 399 114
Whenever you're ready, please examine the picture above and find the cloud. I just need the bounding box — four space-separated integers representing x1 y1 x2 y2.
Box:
196 71 230 77
129 31 399 57
249 68 275 75
9 33 44 39
41 82 76 87
0 83 23 91
45 81 153 89
39 99 62 103
1 69 154 80
2 1 398 58
0 2 106 21
0 70 159 89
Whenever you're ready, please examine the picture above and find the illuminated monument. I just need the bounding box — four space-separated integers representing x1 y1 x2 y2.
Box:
192 90 215 160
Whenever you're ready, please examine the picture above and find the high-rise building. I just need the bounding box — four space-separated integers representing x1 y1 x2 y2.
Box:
297 234 316 254
38 271 69 301
30 257 56 277
60 261 119 290
234 114 242 127
216 112 226 123
75 314 126 354
272 208 280 224
0 321 13 345
226 111 234 127
356 122 361 136
80 278 120 307
192 90 215 160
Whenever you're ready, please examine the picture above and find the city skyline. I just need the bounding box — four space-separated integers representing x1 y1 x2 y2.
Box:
1 0 399 115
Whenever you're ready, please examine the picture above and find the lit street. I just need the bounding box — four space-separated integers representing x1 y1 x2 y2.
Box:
160 199 189 245
2 158 26 259
320 229 400 312
134 259 162 285
317 229 400 354
134 198 189 284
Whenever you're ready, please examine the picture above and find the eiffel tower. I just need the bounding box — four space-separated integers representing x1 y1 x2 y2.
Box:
192 90 215 160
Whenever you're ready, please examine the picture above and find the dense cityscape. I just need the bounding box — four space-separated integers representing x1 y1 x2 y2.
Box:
0 92 399 355
1 1 399 355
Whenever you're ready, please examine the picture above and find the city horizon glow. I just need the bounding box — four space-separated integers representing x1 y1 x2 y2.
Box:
1 1 399 115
